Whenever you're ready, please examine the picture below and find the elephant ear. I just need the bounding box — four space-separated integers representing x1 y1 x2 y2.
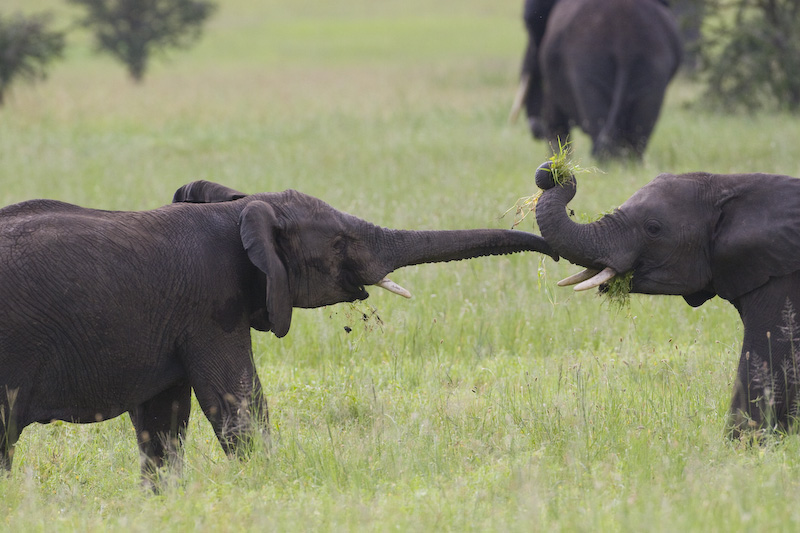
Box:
711 174 800 302
239 201 292 338
172 180 247 203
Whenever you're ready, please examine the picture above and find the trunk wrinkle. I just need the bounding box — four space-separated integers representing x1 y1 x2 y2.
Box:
536 176 634 272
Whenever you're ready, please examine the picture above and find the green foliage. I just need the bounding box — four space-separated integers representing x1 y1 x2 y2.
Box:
0 12 64 105
701 0 800 112
68 0 217 81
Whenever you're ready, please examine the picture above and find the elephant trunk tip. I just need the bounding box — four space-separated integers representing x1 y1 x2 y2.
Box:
535 160 576 191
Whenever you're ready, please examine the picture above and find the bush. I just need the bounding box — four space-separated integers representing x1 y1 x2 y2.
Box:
701 0 800 112
69 0 217 82
0 12 65 106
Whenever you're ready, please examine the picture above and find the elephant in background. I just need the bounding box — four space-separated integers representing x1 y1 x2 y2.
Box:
510 0 682 160
534 163 800 435
0 180 557 486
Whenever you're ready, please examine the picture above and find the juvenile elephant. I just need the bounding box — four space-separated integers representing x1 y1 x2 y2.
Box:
0 181 557 485
534 163 800 435
510 0 682 159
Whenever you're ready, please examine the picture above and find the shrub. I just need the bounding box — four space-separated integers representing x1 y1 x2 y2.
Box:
69 0 217 82
0 12 65 106
701 0 800 112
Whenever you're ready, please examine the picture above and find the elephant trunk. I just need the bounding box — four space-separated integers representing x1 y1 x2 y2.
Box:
370 226 557 296
533 166 635 289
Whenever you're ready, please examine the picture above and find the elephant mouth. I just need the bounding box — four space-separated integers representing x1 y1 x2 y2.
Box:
558 263 695 296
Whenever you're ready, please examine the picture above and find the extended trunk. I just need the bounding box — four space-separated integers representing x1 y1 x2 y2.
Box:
388 228 558 268
376 227 557 274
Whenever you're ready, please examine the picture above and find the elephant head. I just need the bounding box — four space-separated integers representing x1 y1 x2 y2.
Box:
534 162 800 434
175 180 559 338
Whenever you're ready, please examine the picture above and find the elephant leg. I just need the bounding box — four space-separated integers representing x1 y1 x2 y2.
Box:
728 278 800 437
0 387 25 472
541 103 571 151
0 424 19 472
184 344 269 456
129 379 191 488
619 84 669 158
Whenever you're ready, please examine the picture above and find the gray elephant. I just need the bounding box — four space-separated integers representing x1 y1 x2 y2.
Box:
0 180 557 485
533 163 800 435
510 0 682 159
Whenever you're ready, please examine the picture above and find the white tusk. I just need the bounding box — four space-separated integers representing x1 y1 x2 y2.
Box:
376 278 412 299
557 268 600 287
508 74 530 124
573 267 617 291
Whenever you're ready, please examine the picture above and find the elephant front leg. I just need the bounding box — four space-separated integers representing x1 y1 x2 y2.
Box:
728 292 800 437
728 352 768 438
188 361 269 457
729 347 799 438
129 380 191 490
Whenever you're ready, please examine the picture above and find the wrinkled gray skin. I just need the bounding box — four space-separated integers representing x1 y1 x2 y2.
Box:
0 181 557 486
534 163 800 435
513 0 682 159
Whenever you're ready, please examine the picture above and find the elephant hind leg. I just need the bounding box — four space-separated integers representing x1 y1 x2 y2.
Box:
0 425 19 472
129 380 191 491
0 388 25 472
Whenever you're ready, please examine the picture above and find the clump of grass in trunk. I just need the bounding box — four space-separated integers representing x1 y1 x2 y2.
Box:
504 140 596 229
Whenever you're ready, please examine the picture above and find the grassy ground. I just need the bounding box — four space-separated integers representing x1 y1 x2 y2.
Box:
3 1 800 530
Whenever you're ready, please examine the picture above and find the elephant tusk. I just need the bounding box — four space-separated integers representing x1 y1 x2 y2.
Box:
508 74 530 124
375 278 412 299
573 267 617 291
557 268 600 287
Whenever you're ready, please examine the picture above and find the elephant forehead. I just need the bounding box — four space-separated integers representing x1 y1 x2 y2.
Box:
619 175 702 215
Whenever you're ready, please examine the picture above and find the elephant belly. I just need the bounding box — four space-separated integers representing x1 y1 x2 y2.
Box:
17 349 188 426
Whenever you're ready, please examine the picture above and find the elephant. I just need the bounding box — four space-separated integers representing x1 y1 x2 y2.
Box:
0 180 557 486
510 0 683 160
533 162 800 435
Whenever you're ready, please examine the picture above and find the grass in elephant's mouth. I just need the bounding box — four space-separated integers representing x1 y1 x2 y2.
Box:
504 139 595 229
601 271 634 310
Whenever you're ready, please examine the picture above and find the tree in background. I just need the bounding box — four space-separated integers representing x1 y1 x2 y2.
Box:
701 0 800 112
69 0 216 82
671 0 705 72
0 13 65 106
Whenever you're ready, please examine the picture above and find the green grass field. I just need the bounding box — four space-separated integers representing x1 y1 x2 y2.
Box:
3 1 800 530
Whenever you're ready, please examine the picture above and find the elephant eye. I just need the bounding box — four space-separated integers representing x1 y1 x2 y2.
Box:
645 220 662 237
332 237 347 254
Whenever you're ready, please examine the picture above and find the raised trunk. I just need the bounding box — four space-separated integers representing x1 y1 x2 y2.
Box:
376 227 557 273
534 174 630 273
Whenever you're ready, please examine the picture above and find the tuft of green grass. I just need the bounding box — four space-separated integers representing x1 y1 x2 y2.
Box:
545 138 591 186
602 270 634 311
504 140 597 229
